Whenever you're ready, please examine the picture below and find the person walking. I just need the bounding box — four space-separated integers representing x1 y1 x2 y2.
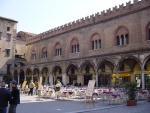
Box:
55 79 62 99
28 80 35 96
8 80 20 113
0 82 12 113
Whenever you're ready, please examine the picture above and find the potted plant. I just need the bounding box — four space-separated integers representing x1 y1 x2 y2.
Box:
146 79 150 102
124 81 138 106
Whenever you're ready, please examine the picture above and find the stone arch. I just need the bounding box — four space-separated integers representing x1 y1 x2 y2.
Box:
52 65 62 84
54 42 62 56
90 33 101 41
19 69 25 84
54 42 61 49
13 70 18 83
32 67 40 83
41 47 47 58
97 59 116 72
26 68 32 84
70 37 79 53
26 68 32 75
90 33 101 50
117 56 141 71
80 60 95 85
31 50 36 60
115 26 129 46
66 63 79 85
117 56 141 86
143 55 150 87
80 60 95 72
14 62 25 67
41 67 49 84
97 59 116 87
115 26 129 35
143 55 150 70
66 63 79 73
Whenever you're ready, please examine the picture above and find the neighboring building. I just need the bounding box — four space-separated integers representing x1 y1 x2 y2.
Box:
13 0 150 89
14 31 36 84
0 16 17 83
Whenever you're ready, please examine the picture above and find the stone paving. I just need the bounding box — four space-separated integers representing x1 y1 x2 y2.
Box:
17 94 150 113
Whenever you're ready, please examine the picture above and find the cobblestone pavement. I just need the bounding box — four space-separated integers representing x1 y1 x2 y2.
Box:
83 102 150 113
17 94 150 113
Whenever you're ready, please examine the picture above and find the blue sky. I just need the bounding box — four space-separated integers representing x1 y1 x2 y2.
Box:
0 0 134 34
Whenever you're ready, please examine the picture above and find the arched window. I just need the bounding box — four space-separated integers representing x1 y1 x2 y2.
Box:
146 22 150 40
91 33 101 50
116 26 129 46
71 38 79 53
55 42 61 56
31 50 36 60
41 47 47 58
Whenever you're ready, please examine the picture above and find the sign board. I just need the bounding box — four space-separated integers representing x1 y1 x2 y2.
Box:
38 76 43 90
137 79 141 87
21 81 27 91
86 80 95 97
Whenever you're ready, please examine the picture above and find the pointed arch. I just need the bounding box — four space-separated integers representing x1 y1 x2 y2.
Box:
90 33 101 50
54 42 62 56
115 26 129 46
41 47 47 58
70 37 79 53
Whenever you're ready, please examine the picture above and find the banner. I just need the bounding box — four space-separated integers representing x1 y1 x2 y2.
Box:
137 79 141 87
86 80 95 97
21 81 27 91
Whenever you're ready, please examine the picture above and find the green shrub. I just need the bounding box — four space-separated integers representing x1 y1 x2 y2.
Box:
124 81 138 100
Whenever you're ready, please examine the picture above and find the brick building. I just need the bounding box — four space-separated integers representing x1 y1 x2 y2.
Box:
13 0 150 89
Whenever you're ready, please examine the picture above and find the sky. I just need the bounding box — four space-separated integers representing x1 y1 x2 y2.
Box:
0 0 134 34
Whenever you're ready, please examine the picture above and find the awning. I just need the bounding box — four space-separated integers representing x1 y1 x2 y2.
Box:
112 73 130 77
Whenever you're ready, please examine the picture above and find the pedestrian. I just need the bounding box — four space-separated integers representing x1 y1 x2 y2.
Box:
8 80 20 113
28 80 35 96
0 82 12 113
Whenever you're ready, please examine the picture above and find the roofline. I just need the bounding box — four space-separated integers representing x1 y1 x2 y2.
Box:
0 16 18 23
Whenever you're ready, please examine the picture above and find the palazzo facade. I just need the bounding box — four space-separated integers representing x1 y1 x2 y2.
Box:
13 0 150 89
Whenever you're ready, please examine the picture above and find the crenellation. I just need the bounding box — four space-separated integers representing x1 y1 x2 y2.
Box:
119 3 124 10
106 8 112 14
95 12 101 22
26 0 150 45
113 6 118 10
90 14 94 18
89 14 94 23
101 10 106 16
134 0 139 4
85 16 90 20
126 1 131 7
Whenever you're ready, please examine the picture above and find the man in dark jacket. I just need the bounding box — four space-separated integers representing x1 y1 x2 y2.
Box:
8 80 20 113
0 82 12 113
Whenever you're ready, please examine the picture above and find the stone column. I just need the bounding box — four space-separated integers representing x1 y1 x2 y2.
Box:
97 40 100 49
18 74 20 85
45 76 48 84
32 74 33 80
49 74 53 85
116 71 119 86
124 35 126 45
94 41 96 49
95 72 98 87
119 36 122 45
24 75 26 81
77 73 82 84
141 70 145 89
62 73 66 85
